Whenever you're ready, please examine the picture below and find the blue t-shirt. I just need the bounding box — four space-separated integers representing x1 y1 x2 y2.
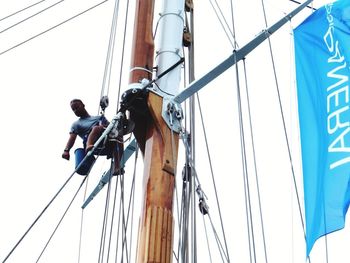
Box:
70 116 106 139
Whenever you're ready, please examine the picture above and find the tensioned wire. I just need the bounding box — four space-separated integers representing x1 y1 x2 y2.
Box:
94 0 137 261
112 0 132 114
259 0 308 258
241 58 269 263
207 0 236 49
0 0 110 56
194 93 231 262
231 55 257 263
35 176 88 262
0 0 132 261
0 0 65 34
1 149 101 262
196 0 274 261
0 0 47 21
98 0 121 113
171 1 235 262
176 6 230 262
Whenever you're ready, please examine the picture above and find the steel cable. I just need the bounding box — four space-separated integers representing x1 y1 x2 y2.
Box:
2 170 78 262
0 0 109 56
35 176 88 262
0 0 65 34
0 0 47 22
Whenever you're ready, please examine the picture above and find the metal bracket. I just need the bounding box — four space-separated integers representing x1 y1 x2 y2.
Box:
161 97 183 133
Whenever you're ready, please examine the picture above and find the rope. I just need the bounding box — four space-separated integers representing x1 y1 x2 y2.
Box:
0 0 65 34
0 0 109 56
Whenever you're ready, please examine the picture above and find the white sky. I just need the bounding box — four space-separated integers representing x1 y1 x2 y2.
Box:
0 0 349 263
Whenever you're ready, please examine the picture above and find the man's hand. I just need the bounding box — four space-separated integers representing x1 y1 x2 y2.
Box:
62 150 70 160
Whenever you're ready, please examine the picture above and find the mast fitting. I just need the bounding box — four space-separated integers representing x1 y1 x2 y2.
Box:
185 0 193 12
120 82 150 115
162 98 183 133
183 27 192 47
196 185 209 215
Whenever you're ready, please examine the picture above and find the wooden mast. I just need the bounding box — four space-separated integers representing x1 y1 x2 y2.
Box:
128 1 184 262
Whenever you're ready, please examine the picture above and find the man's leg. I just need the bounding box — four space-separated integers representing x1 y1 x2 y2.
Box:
86 126 105 152
113 140 124 175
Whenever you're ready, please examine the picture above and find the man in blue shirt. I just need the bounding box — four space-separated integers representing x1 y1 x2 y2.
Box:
62 99 123 175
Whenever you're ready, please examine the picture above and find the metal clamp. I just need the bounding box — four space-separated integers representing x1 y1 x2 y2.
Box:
161 97 183 133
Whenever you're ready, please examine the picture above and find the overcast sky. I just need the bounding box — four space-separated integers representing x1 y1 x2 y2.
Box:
1 0 348 263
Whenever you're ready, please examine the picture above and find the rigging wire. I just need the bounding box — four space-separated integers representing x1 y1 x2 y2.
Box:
259 0 308 253
126 147 139 262
0 0 47 22
185 7 200 262
114 0 131 113
207 0 236 49
77 171 92 263
0 0 109 56
35 176 88 262
98 160 114 263
98 0 121 114
180 128 232 262
224 2 260 259
207 213 229 262
112 176 123 261
201 214 213 263
228 0 239 49
2 171 77 263
105 171 120 262
0 0 65 35
242 58 269 263
195 93 231 262
233 56 257 263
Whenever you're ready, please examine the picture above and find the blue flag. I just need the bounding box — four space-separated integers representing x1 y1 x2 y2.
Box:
294 0 350 256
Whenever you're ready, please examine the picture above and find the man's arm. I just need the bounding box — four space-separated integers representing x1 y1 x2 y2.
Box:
62 133 77 160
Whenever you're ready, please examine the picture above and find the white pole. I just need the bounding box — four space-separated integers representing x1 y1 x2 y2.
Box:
155 0 185 96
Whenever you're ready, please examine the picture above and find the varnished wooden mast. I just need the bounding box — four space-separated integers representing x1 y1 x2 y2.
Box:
128 1 183 262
